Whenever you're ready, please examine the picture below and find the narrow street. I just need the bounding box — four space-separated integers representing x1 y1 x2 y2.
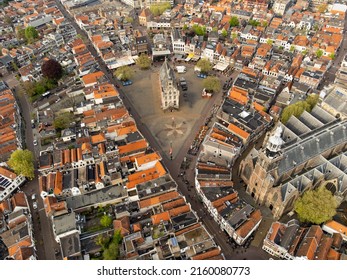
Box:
320 13 347 88
5 75 61 260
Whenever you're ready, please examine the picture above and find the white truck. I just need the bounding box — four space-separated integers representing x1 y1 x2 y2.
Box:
176 66 187 73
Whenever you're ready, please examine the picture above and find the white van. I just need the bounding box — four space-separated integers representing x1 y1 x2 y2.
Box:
176 66 187 73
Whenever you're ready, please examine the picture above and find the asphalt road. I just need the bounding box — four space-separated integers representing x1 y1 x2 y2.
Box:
319 13 347 89
5 75 61 260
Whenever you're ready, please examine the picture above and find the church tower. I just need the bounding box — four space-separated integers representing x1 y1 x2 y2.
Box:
246 126 285 205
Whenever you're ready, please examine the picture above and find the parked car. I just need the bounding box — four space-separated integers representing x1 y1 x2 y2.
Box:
31 194 36 200
179 77 188 91
197 73 207 79
33 202 38 210
122 80 133 86
33 140 38 146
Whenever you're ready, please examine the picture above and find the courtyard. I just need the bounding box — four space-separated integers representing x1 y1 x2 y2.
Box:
121 62 228 159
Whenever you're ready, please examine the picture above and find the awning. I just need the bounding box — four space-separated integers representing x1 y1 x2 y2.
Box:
107 57 135 69
213 62 229 71
185 53 194 62
191 55 200 62
152 50 171 56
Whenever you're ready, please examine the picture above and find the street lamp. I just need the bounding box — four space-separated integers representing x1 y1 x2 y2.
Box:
169 141 173 160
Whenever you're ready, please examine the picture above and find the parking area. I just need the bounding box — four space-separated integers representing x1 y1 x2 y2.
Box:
121 62 228 159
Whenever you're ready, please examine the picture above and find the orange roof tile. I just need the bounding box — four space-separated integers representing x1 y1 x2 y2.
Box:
135 152 161 167
11 193 27 209
162 198 186 211
151 211 170 225
91 133 106 144
126 161 166 189
113 216 130 236
139 191 180 209
324 220 347 236
296 226 323 260
229 90 248 104
0 200 10 213
235 209 262 238
118 139 148 155
81 71 104 86
133 223 142 232
8 237 32 258
192 248 222 260
54 171 63 195
168 205 190 217
0 167 16 180
175 223 201 236
253 101 265 112
212 192 238 208
227 123 250 140
327 248 341 260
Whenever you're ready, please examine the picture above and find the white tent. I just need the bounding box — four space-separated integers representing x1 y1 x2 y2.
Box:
107 57 135 69
213 62 229 72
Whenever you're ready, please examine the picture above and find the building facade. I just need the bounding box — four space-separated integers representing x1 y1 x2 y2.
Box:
159 60 180 111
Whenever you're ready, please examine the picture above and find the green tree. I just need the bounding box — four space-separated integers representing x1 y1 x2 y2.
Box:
16 26 26 41
231 32 238 39
34 82 46 96
305 94 319 109
316 49 323 58
221 29 228 38
100 215 113 228
281 101 310 124
183 24 188 31
22 81 36 97
280 94 318 124
261 21 268 27
313 24 319 31
53 112 75 131
96 235 111 250
8 149 35 179
115 66 134 81
196 58 212 74
318 3 327 13
102 242 119 260
99 230 122 260
24 26 39 43
136 53 151 70
290 45 295 52
150 2 171 16
4 15 12 25
329 52 335 60
294 187 337 224
203 76 221 93
10 61 18 71
302 49 308 55
192 24 206 36
248 19 260 27
266 39 273 45
41 59 63 81
229 16 239 27
113 229 123 243
125 17 134 23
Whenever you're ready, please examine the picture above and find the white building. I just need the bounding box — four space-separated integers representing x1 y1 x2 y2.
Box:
171 29 185 54
273 0 292 16
159 59 180 110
